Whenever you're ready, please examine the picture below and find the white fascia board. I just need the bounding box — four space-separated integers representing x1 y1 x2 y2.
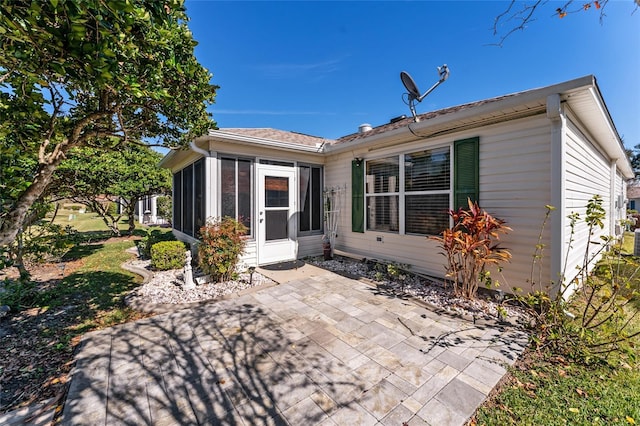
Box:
327 75 597 156
585 86 634 179
158 149 178 168
208 130 326 154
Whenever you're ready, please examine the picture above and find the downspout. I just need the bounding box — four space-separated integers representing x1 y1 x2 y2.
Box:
189 140 210 157
547 94 566 297
609 160 617 237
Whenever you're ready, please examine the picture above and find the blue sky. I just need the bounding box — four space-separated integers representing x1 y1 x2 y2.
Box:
184 0 639 147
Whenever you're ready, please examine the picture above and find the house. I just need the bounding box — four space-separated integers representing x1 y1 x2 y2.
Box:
627 184 640 212
160 75 633 294
135 194 170 226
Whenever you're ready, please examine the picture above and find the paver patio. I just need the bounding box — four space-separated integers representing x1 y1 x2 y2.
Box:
61 265 528 425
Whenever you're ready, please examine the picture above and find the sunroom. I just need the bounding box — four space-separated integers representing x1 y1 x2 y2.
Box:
159 128 329 267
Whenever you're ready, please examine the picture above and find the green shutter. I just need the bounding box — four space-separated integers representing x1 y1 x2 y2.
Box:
454 137 479 210
352 159 364 233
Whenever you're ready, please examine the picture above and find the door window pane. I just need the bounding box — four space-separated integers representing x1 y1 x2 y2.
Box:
265 176 288 207
266 210 288 240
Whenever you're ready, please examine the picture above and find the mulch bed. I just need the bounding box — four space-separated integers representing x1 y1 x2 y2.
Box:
0 261 84 414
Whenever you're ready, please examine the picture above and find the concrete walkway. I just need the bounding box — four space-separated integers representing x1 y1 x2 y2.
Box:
61 264 528 425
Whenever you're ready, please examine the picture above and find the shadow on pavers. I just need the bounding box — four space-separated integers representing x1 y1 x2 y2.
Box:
62 301 362 425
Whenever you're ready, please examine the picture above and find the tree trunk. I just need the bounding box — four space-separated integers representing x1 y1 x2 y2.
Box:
14 231 31 281
0 160 60 247
126 199 137 235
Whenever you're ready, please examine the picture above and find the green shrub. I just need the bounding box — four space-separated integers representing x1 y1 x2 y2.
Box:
198 217 247 283
137 228 176 259
516 196 640 365
150 241 187 271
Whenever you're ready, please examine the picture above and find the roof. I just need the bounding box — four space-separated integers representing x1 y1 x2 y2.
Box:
161 76 633 179
628 185 640 199
336 93 518 144
215 128 333 148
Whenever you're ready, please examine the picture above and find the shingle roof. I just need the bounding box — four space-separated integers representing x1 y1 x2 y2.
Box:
628 185 640 199
335 93 519 144
217 128 333 147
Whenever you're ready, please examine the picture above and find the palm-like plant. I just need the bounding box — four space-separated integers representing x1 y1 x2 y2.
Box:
431 199 512 299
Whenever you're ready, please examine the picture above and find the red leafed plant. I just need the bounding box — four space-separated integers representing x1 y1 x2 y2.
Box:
430 199 512 299
198 217 248 283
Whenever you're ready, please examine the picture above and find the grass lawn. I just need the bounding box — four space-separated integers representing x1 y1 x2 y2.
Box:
0 212 153 413
473 233 640 425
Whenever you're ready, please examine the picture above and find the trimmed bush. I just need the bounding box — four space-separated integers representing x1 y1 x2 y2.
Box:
150 241 187 271
137 228 176 259
198 217 247 283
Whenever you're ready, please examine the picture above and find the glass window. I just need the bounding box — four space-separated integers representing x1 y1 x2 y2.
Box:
173 172 182 232
366 156 399 232
220 157 253 235
405 194 449 235
299 165 323 234
265 176 289 207
367 195 399 232
405 147 450 191
183 164 193 236
364 147 451 235
404 147 450 235
194 159 205 236
366 157 399 194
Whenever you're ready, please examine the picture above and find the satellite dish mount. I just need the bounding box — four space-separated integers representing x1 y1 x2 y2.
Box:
401 64 450 122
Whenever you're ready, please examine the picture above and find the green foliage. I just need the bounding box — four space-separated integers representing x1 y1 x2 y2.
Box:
0 279 38 310
156 196 172 224
515 195 640 365
21 222 78 264
0 0 216 246
475 355 640 425
137 228 176 259
198 217 247 283
430 199 512 299
51 145 172 236
150 240 186 271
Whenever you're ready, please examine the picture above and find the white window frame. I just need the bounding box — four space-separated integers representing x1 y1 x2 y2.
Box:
365 143 453 235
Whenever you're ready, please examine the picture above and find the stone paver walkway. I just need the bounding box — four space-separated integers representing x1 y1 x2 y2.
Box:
61 267 528 425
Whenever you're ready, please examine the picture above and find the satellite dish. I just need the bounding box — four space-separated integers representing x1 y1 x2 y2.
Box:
400 64 450 122
400 71 421 101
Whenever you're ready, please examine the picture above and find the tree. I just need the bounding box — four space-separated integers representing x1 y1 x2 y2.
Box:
626 144 640 179
0 0 216 246
51 145 172 236
492 0 637 45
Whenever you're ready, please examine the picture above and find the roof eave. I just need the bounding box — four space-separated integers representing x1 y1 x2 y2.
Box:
209 129 327 153
327 76 599 155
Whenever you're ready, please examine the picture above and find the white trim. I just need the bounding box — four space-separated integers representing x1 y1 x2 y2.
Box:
210 130 327 153
548 94 566 294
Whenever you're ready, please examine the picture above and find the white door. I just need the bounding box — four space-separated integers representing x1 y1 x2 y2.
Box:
257 166 296 264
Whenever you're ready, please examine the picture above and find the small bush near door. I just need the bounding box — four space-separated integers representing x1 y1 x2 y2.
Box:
198 217 248 283
151 241 187 271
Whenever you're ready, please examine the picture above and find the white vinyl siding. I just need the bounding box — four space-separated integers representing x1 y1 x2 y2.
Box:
325 116 554 287
563 120 611 284
478 116 552 291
